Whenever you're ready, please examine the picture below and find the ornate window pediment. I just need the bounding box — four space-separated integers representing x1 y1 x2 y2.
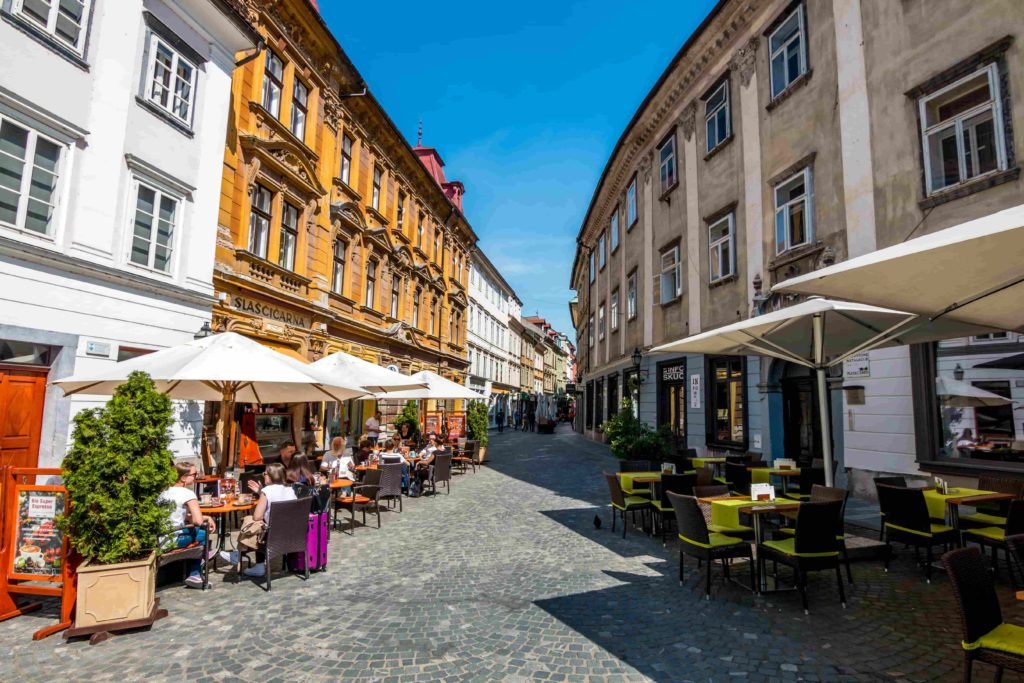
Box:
331 201 366 233
241 105 326 200
448 289 469 308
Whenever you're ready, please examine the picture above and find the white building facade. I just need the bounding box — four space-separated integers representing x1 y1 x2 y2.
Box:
466 248 520 428
0 0 256 467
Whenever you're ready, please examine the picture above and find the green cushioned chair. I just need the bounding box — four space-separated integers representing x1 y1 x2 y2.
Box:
778 484 853 584
965 499 1024 587
651 473 697 546
759 498 846 614
783 467 826 501
693 484 754 539
872 475 907 541
878 483 958 583
668 491 754 599
604 472 651 538
943 546 1024 682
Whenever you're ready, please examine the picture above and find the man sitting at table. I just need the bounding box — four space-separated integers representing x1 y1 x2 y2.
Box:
321 436 356 478
158 462 217 588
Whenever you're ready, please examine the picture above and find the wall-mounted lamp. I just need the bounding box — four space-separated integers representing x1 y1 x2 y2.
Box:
194 321 213 340
954 363 965 381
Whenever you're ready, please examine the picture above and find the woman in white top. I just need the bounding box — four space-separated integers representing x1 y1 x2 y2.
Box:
224 463 296 577
157 462 216 588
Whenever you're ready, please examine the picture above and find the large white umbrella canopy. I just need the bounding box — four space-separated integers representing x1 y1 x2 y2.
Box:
309 351 427 394
651 298 990 486
375 370 485 401
54 332 367 403
773 203 1024 332
936 376 1014 408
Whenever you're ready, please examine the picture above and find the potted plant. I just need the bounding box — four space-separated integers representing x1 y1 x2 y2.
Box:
467 400 490 463
603 399 670 461
393 400 420 444
58 371 176 631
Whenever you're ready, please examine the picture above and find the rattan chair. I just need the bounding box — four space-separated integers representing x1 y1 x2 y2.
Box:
377 462 404 513
879 483 957 582
695 466 714 487
453 441 477 474
335 468 382 531
942 545 1024 682
239 497 312 591
158 521 211 590
691 484 754 539
428 453 453 495
651 472 697 545
760 499 846 613
779 484 853 583
619 460 657 499
961 476 1024 528
604 472 650 538
667 492 754 599
873 475 908 540
783 467 826 501
725 462 753 496
965 499 1024 585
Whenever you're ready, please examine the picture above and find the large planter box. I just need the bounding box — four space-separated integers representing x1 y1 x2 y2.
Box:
74 551 156 629
477 446 487 464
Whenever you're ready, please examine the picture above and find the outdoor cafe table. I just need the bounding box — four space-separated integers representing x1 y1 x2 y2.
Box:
198 499 256 568
749 466 800 495
616 471 663 494
921 487 1015 541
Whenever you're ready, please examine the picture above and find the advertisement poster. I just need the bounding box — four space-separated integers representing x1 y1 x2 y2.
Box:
424 412 442 437
446 413 466 439
11 487 65 580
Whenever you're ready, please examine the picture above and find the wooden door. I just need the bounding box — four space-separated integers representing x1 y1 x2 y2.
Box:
0 368 47 471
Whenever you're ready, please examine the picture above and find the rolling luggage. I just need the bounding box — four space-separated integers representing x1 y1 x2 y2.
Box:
290 509 329 572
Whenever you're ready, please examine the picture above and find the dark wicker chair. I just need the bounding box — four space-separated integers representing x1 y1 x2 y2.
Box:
240 497 312 591
779 485 853 583
667 492 754 599
651 472 697 545
965 499 1024 585
873 475 908 540
760 499 846 613
695 466 714 487
377 462 404 512
784 467 826 501
879 483 957 582
725 462 752 496
692 484 753 538
335 468 382 531
428 453 453 495
604 472 650 538
961 476 1024 528
942 545 1024 682
158 521 211 590
453 441 477 475
694 484 729 498
620 460 657 472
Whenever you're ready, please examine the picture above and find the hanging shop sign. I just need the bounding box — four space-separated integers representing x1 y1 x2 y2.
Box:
690 374 702 409
232 296 308 328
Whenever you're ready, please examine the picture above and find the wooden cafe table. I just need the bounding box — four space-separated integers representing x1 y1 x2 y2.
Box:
749 466 800 495
922 486 1015 543
197 498 256 568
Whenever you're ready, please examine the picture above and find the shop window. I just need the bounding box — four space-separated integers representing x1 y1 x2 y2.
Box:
585 381 594 428
594 379 605 428
0 341 52 365
707 356 746 448
607 374 619 416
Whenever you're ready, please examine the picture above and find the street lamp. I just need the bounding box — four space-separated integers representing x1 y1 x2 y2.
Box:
194 321 213 340
954 363 965 381
631 347 643 417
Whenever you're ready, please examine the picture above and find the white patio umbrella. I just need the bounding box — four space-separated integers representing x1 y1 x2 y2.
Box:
773 203 1024 332
650 298 990 486
54 332 367 467
374 370 485 401
309 351 427 393
935 376 1014 408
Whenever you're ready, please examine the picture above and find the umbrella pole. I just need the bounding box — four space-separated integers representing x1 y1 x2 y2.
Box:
220 386 234 474
812 314 836 487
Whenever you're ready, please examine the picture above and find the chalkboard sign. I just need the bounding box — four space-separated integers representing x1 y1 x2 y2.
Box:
11 486 65 581
446 413 466 439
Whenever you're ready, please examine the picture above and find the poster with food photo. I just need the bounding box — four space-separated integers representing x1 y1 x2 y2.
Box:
11 487 65 580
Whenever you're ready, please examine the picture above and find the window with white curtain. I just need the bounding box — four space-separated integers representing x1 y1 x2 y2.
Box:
660 246 682 302
708 213 735 282
774 168 813 254
144 34 197 125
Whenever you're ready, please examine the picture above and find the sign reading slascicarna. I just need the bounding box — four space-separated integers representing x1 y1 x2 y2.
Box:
233 296 309 328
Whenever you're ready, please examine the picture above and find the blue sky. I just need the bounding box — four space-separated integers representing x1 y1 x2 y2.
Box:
321 0 718 335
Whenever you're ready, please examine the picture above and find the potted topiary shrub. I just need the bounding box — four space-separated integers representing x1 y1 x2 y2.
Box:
467 400 490 463
58 371 176 632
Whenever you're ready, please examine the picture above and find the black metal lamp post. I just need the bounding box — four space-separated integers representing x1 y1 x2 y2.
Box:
194 321 213 340
632 347 643 416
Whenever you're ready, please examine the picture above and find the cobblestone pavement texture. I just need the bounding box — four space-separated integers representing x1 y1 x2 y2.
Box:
2 425 1024 681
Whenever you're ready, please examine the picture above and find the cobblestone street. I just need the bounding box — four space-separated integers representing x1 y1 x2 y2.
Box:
1 426 1023 682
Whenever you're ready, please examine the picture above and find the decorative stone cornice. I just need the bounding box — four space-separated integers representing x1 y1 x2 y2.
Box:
731 36 759 87
680 101 697 141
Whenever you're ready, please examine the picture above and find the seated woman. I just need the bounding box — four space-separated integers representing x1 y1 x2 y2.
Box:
286 453 317 486
411 435 443 496
158 462 217 588
225 463 297 577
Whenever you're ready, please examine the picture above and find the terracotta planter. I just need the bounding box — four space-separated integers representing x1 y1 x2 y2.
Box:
74 551 156 629
478 446 488 464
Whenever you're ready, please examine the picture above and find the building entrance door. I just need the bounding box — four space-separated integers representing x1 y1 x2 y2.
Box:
781 366 823 466
0 367 47 471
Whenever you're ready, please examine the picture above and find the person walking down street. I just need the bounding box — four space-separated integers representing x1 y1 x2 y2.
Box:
497 409 505 433
527 409 536 432
513 409 520 431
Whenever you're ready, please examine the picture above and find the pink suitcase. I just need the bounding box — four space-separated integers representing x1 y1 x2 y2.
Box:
290 511 329 572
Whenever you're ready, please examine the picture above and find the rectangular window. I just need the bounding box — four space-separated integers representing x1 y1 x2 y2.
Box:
417 214 424 247
248 183 272 258
610 290 619 331
331 239 346 295
626 176 637 227
708 213 735 282
340 134 353 184
371 166 381 210
627 271 637 320
704 81 730 151
129 181 176 272
279 202 298 271
145 34 197 125
364 260 376 308
434 231 442 262
14 0 90 53
610 209 619 252
588 251 595 283
598 303 605 341
396 191 405 231
598 232 606 270
774 167 812 254
262 50 284 118
658 133 677 193
413 289 421 328
431 299 439 335
390 275 400 318
769 5 807 98
707 356 746 447
919 64 1006 195
972 332 1010 343
0 118 62 235
660 246 682 303
588 315 594 348
290 79 308 141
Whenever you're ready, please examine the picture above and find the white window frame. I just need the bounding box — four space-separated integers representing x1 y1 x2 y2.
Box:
773 167 813 255
610 290 619 331
660 246 682 303
13 0 91 54
610 209 619 252
413 289 421 328
371 166 381 210
588 315 595 347
364 259 377 309
262 50 284 118
626 176 637 228
279 201 299 271
598 233 606 270
126 177 180 275
768 5 808 98
143 33 197 126
919 64 1007 196
658 134 677 193
390 274 400 318
627 271 637 320
704 80 730 152
971 332 1011 344
598 303 605 341
290 78 308 142
0 115 65 238
708 213 736 283
331 239 346 295
248 183 272 259
588 251 595 283
340 134 353 184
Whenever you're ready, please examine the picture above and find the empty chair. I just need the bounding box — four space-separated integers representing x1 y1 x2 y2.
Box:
961 476 1024 528
725 462 753 496
873 475 908 540
604 472 650 538
942 546 1024 682
760 499 846 613
651 472 697 545
965 499 1024 584
784 467 826 501
668 491 754 599
779 484 853 583
695 466 714 487
334 468 382 532
879 484 957 582
693 484 753 539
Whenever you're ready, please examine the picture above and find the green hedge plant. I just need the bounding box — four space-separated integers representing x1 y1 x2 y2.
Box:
467 400 490 448
603 399 669 461
58 371 177 565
